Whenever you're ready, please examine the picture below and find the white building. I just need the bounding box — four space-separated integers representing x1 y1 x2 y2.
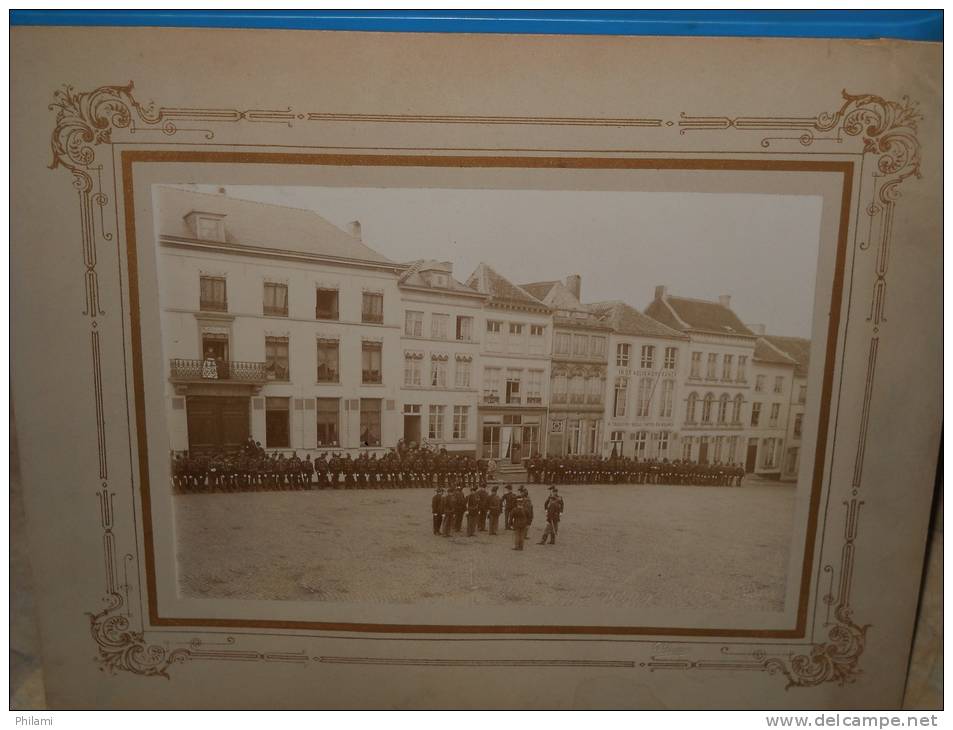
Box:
521 276 611 457
759 335 811 481
398 260 486 454
157 187 406 456
644 286 757 468
588 300 689 460
748 332 799 477
465 263 552 464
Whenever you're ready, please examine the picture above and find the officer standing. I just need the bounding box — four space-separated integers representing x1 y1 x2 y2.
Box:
476 482 489 531
432 487 444 535
501 484 515 530
510 497 529 551
539 487 564 545
486 485 502 535
466 486 480 537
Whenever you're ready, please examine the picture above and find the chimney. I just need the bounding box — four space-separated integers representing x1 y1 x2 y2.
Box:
348 220 362 240
565 274 581 300
654 285 667 300
747 323 766 335
718 294 731 308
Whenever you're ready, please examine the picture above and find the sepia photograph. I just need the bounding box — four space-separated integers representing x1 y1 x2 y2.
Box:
156 182 821 614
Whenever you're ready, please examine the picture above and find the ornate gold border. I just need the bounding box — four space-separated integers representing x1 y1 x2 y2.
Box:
49 84 920 687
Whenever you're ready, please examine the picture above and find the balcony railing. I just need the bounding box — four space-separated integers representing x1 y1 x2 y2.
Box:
169 358 268 383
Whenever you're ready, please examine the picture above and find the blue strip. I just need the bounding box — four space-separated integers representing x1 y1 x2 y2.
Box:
8 10 943 41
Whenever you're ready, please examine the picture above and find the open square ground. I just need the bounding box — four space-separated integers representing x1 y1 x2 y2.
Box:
174 479 797 612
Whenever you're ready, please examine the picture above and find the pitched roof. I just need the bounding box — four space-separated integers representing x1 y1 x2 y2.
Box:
762 335 812 377
465 263 549 310
589 300 687 340
520 281 560 302
156 186 396 266
644 294 755 337
753 338 799 367
399 259 485 297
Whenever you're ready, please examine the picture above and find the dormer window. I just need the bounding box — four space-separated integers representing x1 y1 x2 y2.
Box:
184 211 226 242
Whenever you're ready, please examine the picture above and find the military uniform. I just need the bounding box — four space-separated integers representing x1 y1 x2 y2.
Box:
486 486 502 535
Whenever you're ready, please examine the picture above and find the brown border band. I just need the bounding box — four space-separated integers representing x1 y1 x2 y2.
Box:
122 151 853 637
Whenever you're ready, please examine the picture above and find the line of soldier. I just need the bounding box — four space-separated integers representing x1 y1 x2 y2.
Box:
173 439 496 493
524 455 746 487
431 483 565 551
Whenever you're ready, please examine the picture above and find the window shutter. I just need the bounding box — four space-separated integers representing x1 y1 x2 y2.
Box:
252 398 265 411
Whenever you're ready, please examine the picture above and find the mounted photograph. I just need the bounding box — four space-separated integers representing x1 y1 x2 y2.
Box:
155 182 823 615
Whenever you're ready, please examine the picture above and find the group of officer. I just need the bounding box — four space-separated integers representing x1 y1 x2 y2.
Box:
431 483 565 551
173 439 498 493
524 454 745 487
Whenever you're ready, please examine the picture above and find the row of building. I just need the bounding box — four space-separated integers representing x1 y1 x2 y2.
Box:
158 187 811 481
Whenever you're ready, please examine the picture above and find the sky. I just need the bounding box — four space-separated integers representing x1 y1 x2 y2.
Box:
195 184 823 338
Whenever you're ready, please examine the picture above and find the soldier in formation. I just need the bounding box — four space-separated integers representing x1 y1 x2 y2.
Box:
536 454 745 487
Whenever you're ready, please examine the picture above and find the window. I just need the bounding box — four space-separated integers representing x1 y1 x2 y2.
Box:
640 345 655 369
195 216 224 242
570 375 586 404
634 431 647 456
316 398 339 446
616 343 631 367
456 316 473 341
263 282 288 316
431 313 450 340
722 354 733 381
264 336 289 381
315 289 339 320
686 392 698 423
555 333 571 355
362 292 384 324
755 375 766 392
794 413 803 438
428 405 445 440
265 397 290 448
587 375 603 405
751 402 762 427
613 377 628 418
430 356 448 388
786 447 800 473
774 376 785 394
770 402 781 426
404 310 423 337
732 394 744 424
637 377 652 417
567 419 581 455
507 323 525 353
199 275 227 312
483 367 502 403
610 430 624 455
762 438 779 468
702 393 714 423
727 436 739 462
682 438 693 461
362 341 382 384
527 370 544 404
736 355 748 383
403 353 422 386
690 352 701 378
552 374 568 404
658 431 670 457
360 398 382 446
486 320 503 351
706 353 718 379
591 336 607 358
316 339 339 383
452 406 469 440
660 379 674 418
798 385 807 404
713 435 724 463
455 358 472 388
717 393 730 424
586 420 600 455
505 369 522 404
573 335 588 357
664 347 678 370
528 324 546 354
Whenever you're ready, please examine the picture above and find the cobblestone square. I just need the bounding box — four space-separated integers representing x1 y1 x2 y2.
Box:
175 478 796 611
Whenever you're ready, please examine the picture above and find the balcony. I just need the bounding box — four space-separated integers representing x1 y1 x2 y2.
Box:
169 358 268 385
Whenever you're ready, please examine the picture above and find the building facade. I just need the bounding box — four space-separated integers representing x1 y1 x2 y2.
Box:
588 300 689 460
465 263 552 463
522 276 611 457
748 333 799 477
397 260 486 455
158 187 406 456
761 335 811 481
644 287 757 468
